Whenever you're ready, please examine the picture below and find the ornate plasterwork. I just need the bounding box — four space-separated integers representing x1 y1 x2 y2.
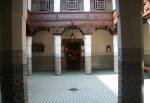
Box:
143 0 150 19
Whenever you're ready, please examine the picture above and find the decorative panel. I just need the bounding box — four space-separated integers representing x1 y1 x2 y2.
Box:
90 0 112 12
32 0 54 12
60 0 84 12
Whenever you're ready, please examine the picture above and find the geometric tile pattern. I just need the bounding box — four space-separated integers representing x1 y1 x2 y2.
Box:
1 70 150 103
28 71 118 103
0 51 28 103
1 64 28 103
118 61 143 103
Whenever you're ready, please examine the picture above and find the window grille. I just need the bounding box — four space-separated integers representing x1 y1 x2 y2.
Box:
94 0 105 10
67 0 79 10
39 0 51 11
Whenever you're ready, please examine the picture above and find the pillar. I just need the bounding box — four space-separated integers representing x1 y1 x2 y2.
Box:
54 35 62 76
0 0 28 103
113 34 118 73
84 34 92 74
26 36 32 75
147 19 150 33
116 0 144 102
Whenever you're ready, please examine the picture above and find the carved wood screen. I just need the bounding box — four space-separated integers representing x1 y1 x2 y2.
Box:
90 0 112 12
61 0 84 12
94 0 105 10
32 0 54 12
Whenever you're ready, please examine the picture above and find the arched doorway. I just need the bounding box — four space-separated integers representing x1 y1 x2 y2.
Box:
61 25 84 71
62 39 84 71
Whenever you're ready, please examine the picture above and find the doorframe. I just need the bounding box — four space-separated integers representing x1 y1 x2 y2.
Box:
62 39 84 71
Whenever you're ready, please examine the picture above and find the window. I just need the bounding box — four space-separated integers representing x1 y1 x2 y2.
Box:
67 0 79 10
60 0 83 12
40 0 51 11
94 0 105 10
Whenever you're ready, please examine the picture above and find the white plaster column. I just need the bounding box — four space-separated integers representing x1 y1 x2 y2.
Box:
54 0 60 12
147 18 150 34
26 36 32 75
84 35 92 74
54 35 62 76
84 0 90 12
113 34 118 73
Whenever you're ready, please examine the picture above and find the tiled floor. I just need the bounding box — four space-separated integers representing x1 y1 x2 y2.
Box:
28 70 118 103
1 70 150 103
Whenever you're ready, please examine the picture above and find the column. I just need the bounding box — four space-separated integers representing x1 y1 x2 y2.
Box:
54 35 62 76
116 0 143 102
0 0 28 103
54 0 60 12
26 36 32 75
84 0 90 12
147 19 150 34
84 34 92 74
113 34 118 73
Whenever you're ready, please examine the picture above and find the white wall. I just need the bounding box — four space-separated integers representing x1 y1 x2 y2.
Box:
84 0 90 12
92 30 113 55
28 0 31 11
91 30 113 69
33 31 54 56
112 0 116 10
54 0 60 12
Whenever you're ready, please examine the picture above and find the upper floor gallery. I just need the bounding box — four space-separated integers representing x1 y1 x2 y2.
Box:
31 0 113 12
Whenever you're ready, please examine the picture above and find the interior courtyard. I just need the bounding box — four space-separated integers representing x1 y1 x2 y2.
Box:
0 0 150 103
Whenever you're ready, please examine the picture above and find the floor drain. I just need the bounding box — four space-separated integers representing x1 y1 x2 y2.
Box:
68 88 79 91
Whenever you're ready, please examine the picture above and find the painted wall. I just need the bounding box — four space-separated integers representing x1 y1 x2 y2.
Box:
91 30 113 69
32 30 113 71
32 31 55 70
144 23 150 66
